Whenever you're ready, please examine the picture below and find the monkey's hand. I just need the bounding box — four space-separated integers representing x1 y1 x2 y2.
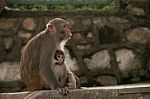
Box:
67 83 76 90
58 87 69 96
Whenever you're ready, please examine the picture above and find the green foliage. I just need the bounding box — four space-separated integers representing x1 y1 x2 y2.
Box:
8 0 117 11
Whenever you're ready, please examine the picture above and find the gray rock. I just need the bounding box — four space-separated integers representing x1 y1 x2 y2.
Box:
109 16 129 23
66 18 75 29
77 44 92 50
79 76 88 85
130 77 141 83
82 19 91 26
0 92 28 99
0 18 17 29
96 75 118 86
125 3 145 16
72 33 82 40
64 48 79 72
127 27 150 44
84 50 111 70
18 31 32 39
22 18 36 31
93 17 108 29
3 37 14 50
115 49 143 78
0 62 21 81
87 32 93 39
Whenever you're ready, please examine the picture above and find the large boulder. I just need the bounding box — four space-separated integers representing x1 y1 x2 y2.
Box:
115 49 143 78
84 50 111 70
0 62 21 81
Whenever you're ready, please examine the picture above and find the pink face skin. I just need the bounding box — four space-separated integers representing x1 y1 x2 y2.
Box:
47 22 72 41
62 23 72 40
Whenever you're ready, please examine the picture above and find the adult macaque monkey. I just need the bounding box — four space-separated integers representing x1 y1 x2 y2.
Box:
20 18 78 95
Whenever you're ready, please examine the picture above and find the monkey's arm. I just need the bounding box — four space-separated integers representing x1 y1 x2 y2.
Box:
67 73 76 89
65 66 77 89
39 39 61 90
66 65 81 89
67 73 81 89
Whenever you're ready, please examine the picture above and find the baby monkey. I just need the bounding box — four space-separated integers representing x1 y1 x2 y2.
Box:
53 50 80 89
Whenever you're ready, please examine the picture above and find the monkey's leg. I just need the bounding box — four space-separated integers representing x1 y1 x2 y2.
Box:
67 72 77 89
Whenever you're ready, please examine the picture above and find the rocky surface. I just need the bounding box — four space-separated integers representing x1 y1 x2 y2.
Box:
127 27 150 44
0 62 20 81
96 75 118 86
1 84 150 99
115 48 143 78
84 50 111 70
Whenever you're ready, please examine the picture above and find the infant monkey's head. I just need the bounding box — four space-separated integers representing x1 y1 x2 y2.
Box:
54 50 65 64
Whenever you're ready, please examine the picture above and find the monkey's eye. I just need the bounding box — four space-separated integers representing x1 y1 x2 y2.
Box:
64 25 68 28
48 24 53 29
64 24 69 28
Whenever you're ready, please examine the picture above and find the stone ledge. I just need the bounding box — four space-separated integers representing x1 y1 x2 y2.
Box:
0 84 150 99
0 92 28 99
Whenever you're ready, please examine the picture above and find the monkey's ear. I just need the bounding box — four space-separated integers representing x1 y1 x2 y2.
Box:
47 24 55 32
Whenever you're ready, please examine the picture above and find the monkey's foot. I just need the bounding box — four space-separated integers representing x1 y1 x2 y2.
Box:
58 87 69 96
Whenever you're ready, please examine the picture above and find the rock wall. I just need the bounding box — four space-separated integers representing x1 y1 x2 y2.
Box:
0 3 150 92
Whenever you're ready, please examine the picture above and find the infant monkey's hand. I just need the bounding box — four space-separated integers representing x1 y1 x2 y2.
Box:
58 87 69 96
67 83 76 90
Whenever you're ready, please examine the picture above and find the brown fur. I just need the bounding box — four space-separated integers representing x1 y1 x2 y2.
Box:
54 50 81 89
20 18 80 95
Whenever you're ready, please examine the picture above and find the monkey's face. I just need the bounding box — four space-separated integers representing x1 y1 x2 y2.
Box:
47 18 72 41
56 54 64 64
57 22 72 41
